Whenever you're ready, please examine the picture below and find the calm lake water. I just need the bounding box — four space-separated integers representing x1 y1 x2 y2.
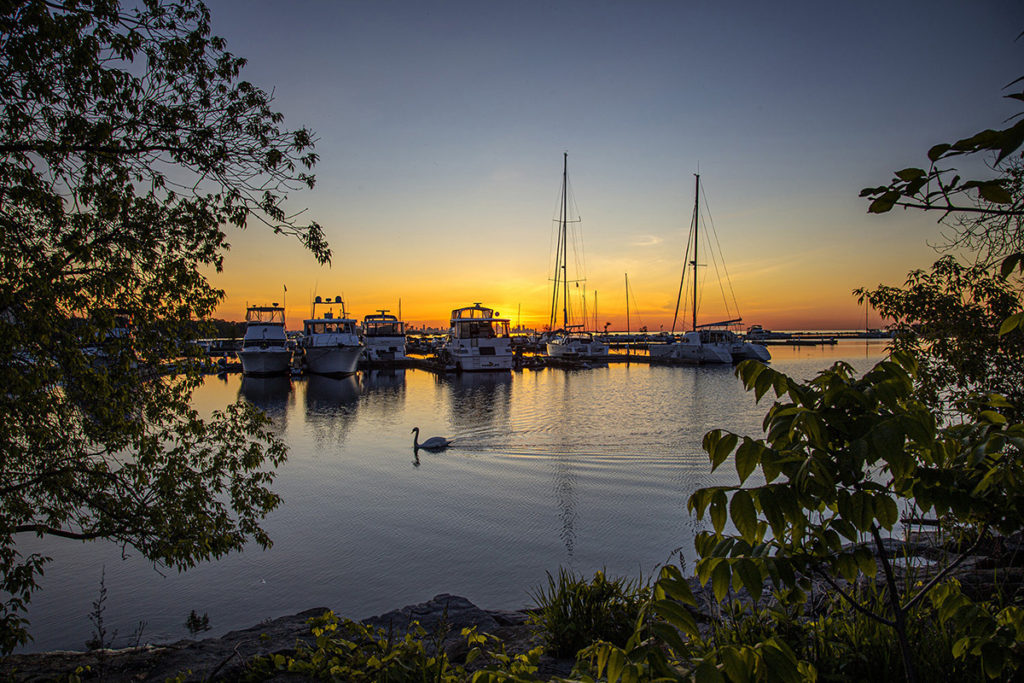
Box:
20 341 888 652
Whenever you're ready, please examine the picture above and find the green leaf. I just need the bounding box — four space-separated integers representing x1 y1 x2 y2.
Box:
711 559 731 603
607 648 625 682
980 410 1008 425
710 489 728 534
695 658 725 683
895 167 925 181
720 647 751 683
734 559 763 604
730 490 758 543
999 253 1024 278
650 621 690 654
977 180 1013 204
868 191 899 214
999 312 1024 337
735 439 761 484
653 599 699 638
927 143 952 161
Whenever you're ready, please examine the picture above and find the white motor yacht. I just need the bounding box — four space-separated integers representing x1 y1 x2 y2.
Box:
238 304 292 375
301 296 362 376
441 303 514 371
361 310 406 362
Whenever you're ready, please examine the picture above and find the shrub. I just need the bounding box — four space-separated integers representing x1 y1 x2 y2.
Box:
527 568 648 657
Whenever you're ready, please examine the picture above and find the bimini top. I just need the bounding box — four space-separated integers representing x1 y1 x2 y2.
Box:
450 303 509 323
245 304 285 325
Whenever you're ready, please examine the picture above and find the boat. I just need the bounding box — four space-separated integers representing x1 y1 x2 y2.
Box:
237 304 292 375
361 310 407 362
745 324 792 341
440 303 514 372
649 174 770 365
544 153 609 360
300 295 362 376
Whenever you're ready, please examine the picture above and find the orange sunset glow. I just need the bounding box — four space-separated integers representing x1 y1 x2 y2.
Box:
201 2 1020 334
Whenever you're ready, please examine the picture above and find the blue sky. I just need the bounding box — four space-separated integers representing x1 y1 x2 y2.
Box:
205 1 1024 330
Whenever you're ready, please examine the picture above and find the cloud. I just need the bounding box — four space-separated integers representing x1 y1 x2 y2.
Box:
630 235 663 247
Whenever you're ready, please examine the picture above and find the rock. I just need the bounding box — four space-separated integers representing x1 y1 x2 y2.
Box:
0 596 576 681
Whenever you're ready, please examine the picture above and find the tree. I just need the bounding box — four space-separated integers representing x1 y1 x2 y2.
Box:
857 257 1024 420
0 0 328 652
856 74 1024 413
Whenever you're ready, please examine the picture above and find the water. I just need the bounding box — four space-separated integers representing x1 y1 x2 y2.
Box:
18 341 887 652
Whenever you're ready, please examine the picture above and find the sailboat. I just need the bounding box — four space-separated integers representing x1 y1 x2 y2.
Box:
544 153 608 360
649 174 770 365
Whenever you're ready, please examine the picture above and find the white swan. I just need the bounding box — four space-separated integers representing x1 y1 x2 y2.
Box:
411 427 452 451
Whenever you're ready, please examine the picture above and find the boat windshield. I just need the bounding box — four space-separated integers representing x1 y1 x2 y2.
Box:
364 320 404 336
306 321 355 335
454 320 510 338
246 307 285 325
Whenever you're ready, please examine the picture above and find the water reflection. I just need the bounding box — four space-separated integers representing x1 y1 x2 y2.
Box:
441 371 513 441
22 343 892 654
303 374 359 447
359 369 407 423
238 375 293 426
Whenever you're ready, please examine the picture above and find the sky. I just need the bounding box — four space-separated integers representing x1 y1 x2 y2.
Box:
202 1 1024 331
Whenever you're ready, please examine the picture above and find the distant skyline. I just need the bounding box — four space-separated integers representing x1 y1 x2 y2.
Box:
203 1 1024 331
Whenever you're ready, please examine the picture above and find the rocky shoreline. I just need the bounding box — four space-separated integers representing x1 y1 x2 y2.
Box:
4 531 1022 681
1 594 573 682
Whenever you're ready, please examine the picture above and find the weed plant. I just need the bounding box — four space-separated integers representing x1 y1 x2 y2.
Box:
694 585 981 682
527 568 648 657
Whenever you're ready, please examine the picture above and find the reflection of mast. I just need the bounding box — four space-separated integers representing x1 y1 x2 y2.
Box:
554 454 577 560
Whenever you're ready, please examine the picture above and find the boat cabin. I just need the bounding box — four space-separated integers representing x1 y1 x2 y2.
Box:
449 304 511 339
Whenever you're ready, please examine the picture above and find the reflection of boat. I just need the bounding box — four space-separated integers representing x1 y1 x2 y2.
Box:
238 375 292 420
361 310 407 362
238 304 292 375
545 153 609 361
441 303 514 372
305 374 359 408
301 296 361 376
649 175 770 364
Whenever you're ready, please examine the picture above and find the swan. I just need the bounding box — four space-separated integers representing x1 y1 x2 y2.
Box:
412 427 452 451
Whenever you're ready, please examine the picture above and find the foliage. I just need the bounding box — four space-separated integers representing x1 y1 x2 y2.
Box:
859 76 1024 227
185 609 210 636
691 585 977 682
245 610 543 682
856 256 1024 420
685 357 1024 681
0 0 327 652
527 568 649 657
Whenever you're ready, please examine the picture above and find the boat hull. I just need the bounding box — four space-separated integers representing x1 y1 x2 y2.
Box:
448 352 514 371
304 344 361 376
363 337 407 362
546 339 608 359
238 348 293 375
648 333 732 364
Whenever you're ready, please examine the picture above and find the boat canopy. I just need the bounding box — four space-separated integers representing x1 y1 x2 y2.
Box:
450 303 508 322
246 305 285 325
363 311 405 336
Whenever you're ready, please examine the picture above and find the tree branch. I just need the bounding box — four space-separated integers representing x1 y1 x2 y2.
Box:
812 565 896 628
12 524 106 541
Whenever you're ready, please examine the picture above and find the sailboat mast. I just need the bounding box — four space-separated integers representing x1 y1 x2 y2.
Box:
561 152 569 330
625 273 630 336
691 173 700 332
